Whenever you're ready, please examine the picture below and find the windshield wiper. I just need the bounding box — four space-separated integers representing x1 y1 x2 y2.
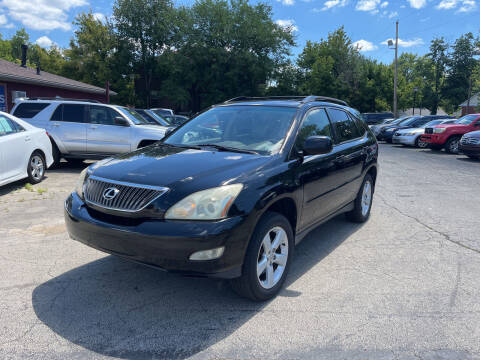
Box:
196 144 258 155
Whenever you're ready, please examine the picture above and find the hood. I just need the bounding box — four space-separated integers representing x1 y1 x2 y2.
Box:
134 124 168 133
463 130 480 138
89 144 271 191
431 124 466 131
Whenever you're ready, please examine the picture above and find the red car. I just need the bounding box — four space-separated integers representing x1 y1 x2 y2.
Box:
420 114 480 153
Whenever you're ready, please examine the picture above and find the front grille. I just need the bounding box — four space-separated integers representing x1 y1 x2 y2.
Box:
425 128 433 134
84 176 168 212
461 137 480 145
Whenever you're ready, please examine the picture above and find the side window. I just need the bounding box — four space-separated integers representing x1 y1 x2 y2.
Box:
61 104 86 123
0 115 17 136
12 103 50 118
88 105 116 125
295 108 333 151
327 108 361 143
348 112 367 135
50 104 63 121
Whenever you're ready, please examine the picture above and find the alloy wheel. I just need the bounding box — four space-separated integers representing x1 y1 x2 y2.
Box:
449 139 459 154
361 180 372 217
30 155 45 181
256 226 289 289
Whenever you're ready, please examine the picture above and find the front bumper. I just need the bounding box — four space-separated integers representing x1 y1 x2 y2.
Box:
459 144 480 156
420 134 446 145
64 192 250 278
392 134 416 145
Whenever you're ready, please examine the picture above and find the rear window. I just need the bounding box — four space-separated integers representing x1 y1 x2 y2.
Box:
13 103 50 118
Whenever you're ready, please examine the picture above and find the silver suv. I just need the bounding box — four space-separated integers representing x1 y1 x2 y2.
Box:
11 99 170 164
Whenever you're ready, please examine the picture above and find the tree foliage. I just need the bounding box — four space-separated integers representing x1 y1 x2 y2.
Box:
0 2 478 115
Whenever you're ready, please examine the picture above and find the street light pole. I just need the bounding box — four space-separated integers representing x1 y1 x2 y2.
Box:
394 20 399 119
388 22 399 118
413 87 418 115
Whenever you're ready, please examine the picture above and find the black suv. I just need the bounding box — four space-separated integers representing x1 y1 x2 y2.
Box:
362 112 394 125
65 96 379 301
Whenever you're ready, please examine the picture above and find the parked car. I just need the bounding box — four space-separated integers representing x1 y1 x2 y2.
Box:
379 115 455 143
0 111 53 187
371 117 410 137
150 108 174 118
65 95 378 301
420 114 480 154
392 119 456 148
459 130 480 159
133 109 175 127
362 112 394 125
11 99 170 165
164 114 190 126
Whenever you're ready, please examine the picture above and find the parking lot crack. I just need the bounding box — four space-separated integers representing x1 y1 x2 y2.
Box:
377 194 480 255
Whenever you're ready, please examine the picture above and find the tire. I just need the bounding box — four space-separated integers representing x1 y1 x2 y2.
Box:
346 174 374 223
27 151 46 184
430 145 443 151
415 136 428 148
230 212 294 301
445 136 460 154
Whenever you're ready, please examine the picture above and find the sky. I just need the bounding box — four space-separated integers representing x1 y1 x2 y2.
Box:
0 0 478 64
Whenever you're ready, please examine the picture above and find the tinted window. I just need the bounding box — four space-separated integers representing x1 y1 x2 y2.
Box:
50 105 63 121
61 104 85 123
88 105 119 125
13 103 50 118
327 108 360 142
0 115 18 136
296 109 332 151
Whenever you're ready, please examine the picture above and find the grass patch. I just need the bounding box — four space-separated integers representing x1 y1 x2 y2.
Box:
24 183 34 192
36 188 47 195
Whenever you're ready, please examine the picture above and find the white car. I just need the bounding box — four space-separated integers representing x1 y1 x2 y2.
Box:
392 119 457 148
0 112 53 186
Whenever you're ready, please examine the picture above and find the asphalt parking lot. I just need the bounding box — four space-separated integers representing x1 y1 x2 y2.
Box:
1 144 479 360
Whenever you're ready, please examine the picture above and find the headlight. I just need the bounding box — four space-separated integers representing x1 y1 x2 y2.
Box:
433 128 446 133
165 184 243 220
75 168 88 199
405 132 416 136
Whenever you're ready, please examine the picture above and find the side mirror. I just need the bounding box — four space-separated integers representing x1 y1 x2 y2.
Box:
475 122 480 127
303 136 333 155
114 116 129 126
165 127 175 136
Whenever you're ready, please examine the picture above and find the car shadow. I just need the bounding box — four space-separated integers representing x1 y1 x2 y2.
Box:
457 156 480 163
32 215 363 359
47 160 93 174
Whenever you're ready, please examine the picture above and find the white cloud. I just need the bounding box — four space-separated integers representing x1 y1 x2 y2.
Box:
356 0 380 11
277 0 295 5
380 1 389 7
407 0 427 8
382 37 424 47
353 39 378 52
275 19 299 32
0 0 88 31
437 0 477 12
321 0 348 10
92 12 106 22
388 10 398 17
0 13 13 27
35 35 54 48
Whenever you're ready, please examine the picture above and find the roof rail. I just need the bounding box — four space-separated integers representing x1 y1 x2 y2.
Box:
223 95 348 106
28 97 102 103
224 96 306 103
301 96 348 106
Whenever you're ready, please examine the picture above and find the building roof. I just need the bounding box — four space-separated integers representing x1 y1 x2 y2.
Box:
460 92 479 107
0 59 117 96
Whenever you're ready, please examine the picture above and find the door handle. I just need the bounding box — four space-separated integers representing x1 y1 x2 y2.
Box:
334 155 346 164
25 136 31 142
90 125 98 129
51 123 60 127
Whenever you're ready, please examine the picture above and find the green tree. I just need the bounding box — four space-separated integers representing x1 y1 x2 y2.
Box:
425 38 448 114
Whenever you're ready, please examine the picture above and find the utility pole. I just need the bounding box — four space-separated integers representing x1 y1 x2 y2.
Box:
394 20 399 119
389 22 399 118
466 76 472 115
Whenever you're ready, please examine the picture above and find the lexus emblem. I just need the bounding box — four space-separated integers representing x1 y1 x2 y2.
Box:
102 187 120 201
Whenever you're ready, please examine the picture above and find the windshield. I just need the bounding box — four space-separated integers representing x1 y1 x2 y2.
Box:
399 116 420 126
145 110 171 126
163 106 297 155
116 107 150 125
455 115 478 125
391 117 409 125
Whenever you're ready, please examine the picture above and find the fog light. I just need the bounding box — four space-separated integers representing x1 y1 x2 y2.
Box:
189 247 225 261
